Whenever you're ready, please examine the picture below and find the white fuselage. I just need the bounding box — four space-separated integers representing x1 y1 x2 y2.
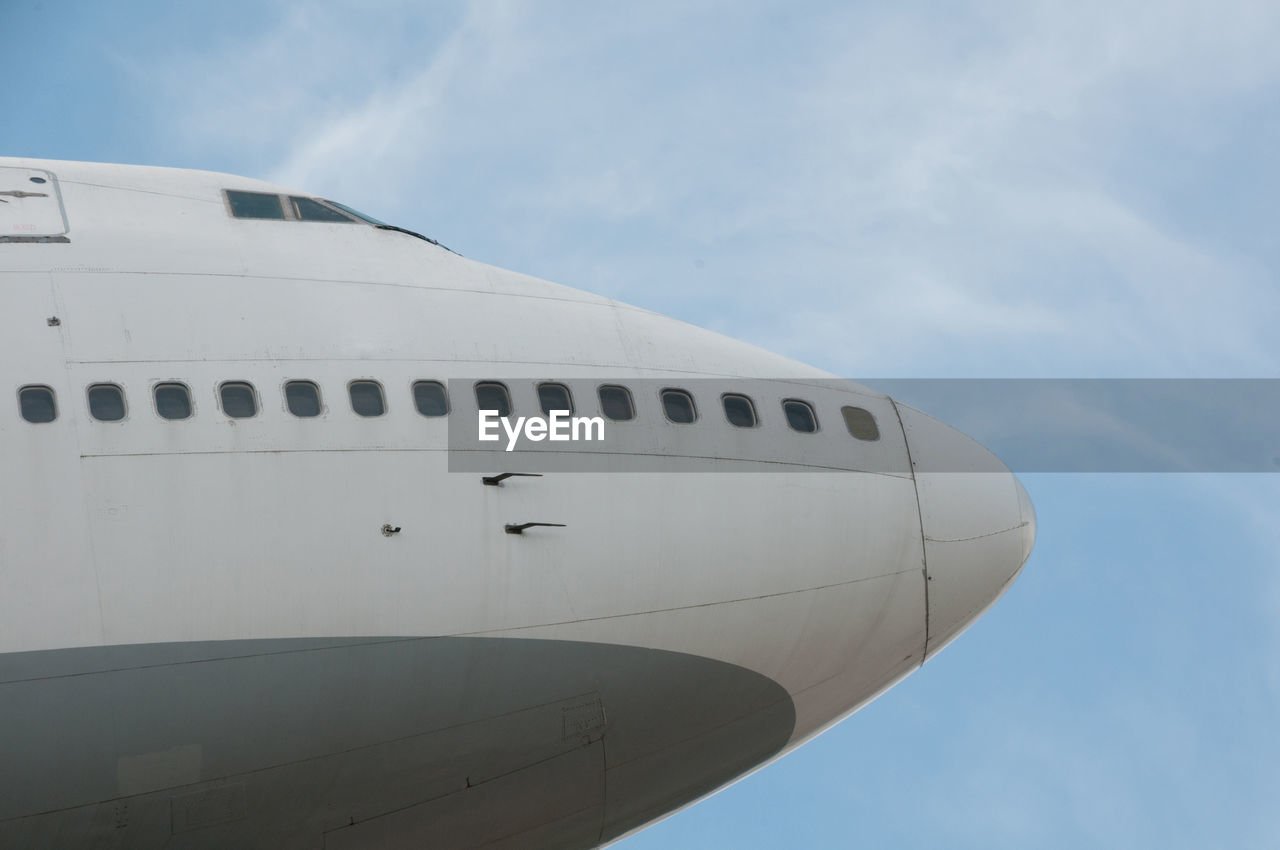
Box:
0 159 1034 849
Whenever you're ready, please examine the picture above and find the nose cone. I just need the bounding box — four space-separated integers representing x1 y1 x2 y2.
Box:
1014 474 1037 567
895 402 1036 658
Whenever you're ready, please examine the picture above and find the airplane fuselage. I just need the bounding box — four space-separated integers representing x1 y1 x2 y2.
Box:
0 159 1033 849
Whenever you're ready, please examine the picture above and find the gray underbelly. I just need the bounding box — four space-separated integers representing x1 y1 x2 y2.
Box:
0 636 795 849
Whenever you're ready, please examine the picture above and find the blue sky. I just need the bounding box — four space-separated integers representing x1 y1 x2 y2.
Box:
6 1 1279 846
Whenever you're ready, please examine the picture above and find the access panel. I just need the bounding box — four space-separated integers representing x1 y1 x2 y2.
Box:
0 166 68 241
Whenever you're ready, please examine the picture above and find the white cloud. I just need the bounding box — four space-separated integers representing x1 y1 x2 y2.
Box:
104 7 1280 844
145 0 1280 378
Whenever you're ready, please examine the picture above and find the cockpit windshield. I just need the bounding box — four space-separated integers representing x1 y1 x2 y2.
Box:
223 189 454 254
289 196 356 223
321 200 386 226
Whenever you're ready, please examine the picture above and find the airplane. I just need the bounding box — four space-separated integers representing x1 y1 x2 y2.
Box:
0 157 1035 849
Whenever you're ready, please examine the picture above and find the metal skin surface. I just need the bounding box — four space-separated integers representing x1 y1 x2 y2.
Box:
0 159 1035 849
0 638 795 848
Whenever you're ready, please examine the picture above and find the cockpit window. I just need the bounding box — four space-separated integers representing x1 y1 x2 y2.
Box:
220 190 448 246
322 200 387 226
289 196 357 223
226 190 285 220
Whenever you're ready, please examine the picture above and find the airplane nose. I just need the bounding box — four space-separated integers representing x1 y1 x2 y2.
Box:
1013 473 1037 567
893 402 1036 659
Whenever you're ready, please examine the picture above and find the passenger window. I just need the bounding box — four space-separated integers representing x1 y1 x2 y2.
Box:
226 190 285 220
722 393 757 428
285 381 322 417
841 406 880 441
88 384 126 422
349 380 386 417
154 383 192 420
414 378 450 417
220 382 258 419
413 381 449 417
661 388 697 423
289 196 357 223
782 399 818 433
475 382 512 418
598 385 634 421
538 382 574 416
18 385 56 423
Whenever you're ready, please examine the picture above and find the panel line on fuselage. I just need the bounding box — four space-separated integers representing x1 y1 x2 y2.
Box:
451 566 920 639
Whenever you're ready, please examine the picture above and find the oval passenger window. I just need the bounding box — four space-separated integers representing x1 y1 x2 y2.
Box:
220 382 258 419
413 381 449 417
722 393 757 428
475 382 512 418
598 385 634 421
661 389 697 423
19 386 57 423
782 399 817 433
349 381 386 417
841 406 880 441
154 383 192 420
285 381 322 418
88 384 126 422
538 383 574 416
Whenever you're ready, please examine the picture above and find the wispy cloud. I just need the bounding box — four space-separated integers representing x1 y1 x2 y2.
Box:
90 5 1280 846
144 0 1280 379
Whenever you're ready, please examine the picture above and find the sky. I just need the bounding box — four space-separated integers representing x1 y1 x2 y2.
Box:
5 1 1279 846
